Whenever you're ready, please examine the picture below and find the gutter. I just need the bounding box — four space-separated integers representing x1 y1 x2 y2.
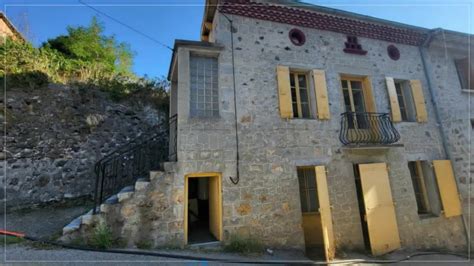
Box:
418 28 471 255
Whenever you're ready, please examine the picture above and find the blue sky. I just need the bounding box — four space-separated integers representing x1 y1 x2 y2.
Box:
1 0 472 78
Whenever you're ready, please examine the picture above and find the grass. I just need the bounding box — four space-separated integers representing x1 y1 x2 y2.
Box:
136 240 153 250
89 222 114 249
223 234 263 255
0 236 25 246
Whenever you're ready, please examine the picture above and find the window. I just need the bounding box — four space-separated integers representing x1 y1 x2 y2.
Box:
290 72 312 118
407 161 442 217
190 55 218 117
297 167 319 213
394 81 416 122
408 161 431 214
455 58 473 91
341 77 372 129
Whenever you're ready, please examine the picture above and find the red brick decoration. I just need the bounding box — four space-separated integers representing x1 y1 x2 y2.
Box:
343 36 367 55
219 0 427 46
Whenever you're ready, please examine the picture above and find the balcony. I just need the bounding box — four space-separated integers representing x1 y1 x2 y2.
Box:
339 112 400 146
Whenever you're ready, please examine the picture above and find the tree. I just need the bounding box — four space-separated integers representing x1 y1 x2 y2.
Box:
43 17 134 76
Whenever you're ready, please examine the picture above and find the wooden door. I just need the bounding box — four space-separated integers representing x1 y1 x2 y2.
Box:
358 163 400 256
208 175 222 240
315 166 336 261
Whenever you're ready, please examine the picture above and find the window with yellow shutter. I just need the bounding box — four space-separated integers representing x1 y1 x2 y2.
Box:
277 66 330 120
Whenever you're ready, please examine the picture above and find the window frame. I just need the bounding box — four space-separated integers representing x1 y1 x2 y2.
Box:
189 54 219 118
408 161 431 215
340 76 367 113
297 166 320 214
454 57 472 91
290 71 312 119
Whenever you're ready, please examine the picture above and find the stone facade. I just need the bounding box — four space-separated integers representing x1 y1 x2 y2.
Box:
424 35 474 249
167 1 470 253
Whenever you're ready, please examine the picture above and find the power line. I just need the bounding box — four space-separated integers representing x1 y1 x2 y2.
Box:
78 0 173 51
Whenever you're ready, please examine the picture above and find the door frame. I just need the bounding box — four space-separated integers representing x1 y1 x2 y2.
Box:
184 172 222 245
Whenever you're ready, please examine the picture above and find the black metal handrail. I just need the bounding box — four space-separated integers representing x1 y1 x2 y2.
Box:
339 112 400 145
169 114 178 162
92 121 169 213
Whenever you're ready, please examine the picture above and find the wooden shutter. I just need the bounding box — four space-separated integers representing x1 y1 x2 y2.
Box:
385 77 401 122
362 77 377 112
358 163 401 256
315 166 335 261
433 160 462 218
409 80 428 123
276 66 293 118
312 70 330 120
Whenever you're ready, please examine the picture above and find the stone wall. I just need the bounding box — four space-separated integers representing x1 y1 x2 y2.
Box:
170 11 468 252
1 84 166 210
424 40 474 249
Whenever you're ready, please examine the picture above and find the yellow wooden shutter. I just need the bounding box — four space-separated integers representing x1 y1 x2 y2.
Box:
385 77 401 122
312 70 330 120
276 66 293 118
433 160 462 217
315 166 335 261
362 77 377 112
410 80 428 122
358 163 401 256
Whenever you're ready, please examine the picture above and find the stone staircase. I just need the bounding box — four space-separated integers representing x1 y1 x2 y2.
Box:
60 162 182 248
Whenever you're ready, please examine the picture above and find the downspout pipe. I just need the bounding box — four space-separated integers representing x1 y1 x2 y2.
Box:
221 12 240 185
418 28 470 255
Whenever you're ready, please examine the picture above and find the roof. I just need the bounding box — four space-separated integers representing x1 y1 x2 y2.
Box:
0 12 25 41
167 40 224 80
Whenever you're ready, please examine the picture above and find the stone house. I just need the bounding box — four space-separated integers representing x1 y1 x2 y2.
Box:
63 0 472 260
0 12 24 41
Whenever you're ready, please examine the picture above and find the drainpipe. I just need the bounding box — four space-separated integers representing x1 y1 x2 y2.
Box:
419 28 470 254
221 12 240 185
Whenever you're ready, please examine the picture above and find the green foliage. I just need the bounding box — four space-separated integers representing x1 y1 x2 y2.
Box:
90 221 114 249
0 17 169 110
43 17 134 76
0 236 25 246
135 240 153 250
223 234 263 254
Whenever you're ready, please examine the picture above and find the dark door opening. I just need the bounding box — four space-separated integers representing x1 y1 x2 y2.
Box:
353 164 371 251
187 177 217 244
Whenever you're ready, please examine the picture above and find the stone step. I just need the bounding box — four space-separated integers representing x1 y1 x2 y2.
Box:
63 215 82 234
117 185 135 202
135 178 150 191
162 161 177 173
150 170 164 181
81 208 100 225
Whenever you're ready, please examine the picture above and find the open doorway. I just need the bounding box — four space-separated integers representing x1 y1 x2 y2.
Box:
184 173 222 245
353 164 371 252
297 166 335 261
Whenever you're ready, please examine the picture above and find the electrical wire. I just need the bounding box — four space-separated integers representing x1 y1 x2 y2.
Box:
0 230 468 264
78 0 173 51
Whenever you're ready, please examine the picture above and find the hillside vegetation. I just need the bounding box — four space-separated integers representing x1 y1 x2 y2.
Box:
0 17 168 112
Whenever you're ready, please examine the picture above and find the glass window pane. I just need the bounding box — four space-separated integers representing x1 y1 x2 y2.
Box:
190 55 219 117
298 74 307 88
341 80 348 89
308 189 317 212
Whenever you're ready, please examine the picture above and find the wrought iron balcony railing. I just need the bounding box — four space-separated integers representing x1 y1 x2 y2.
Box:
339 112 400 145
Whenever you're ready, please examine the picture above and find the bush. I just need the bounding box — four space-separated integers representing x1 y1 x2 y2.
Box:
223 234 263 254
